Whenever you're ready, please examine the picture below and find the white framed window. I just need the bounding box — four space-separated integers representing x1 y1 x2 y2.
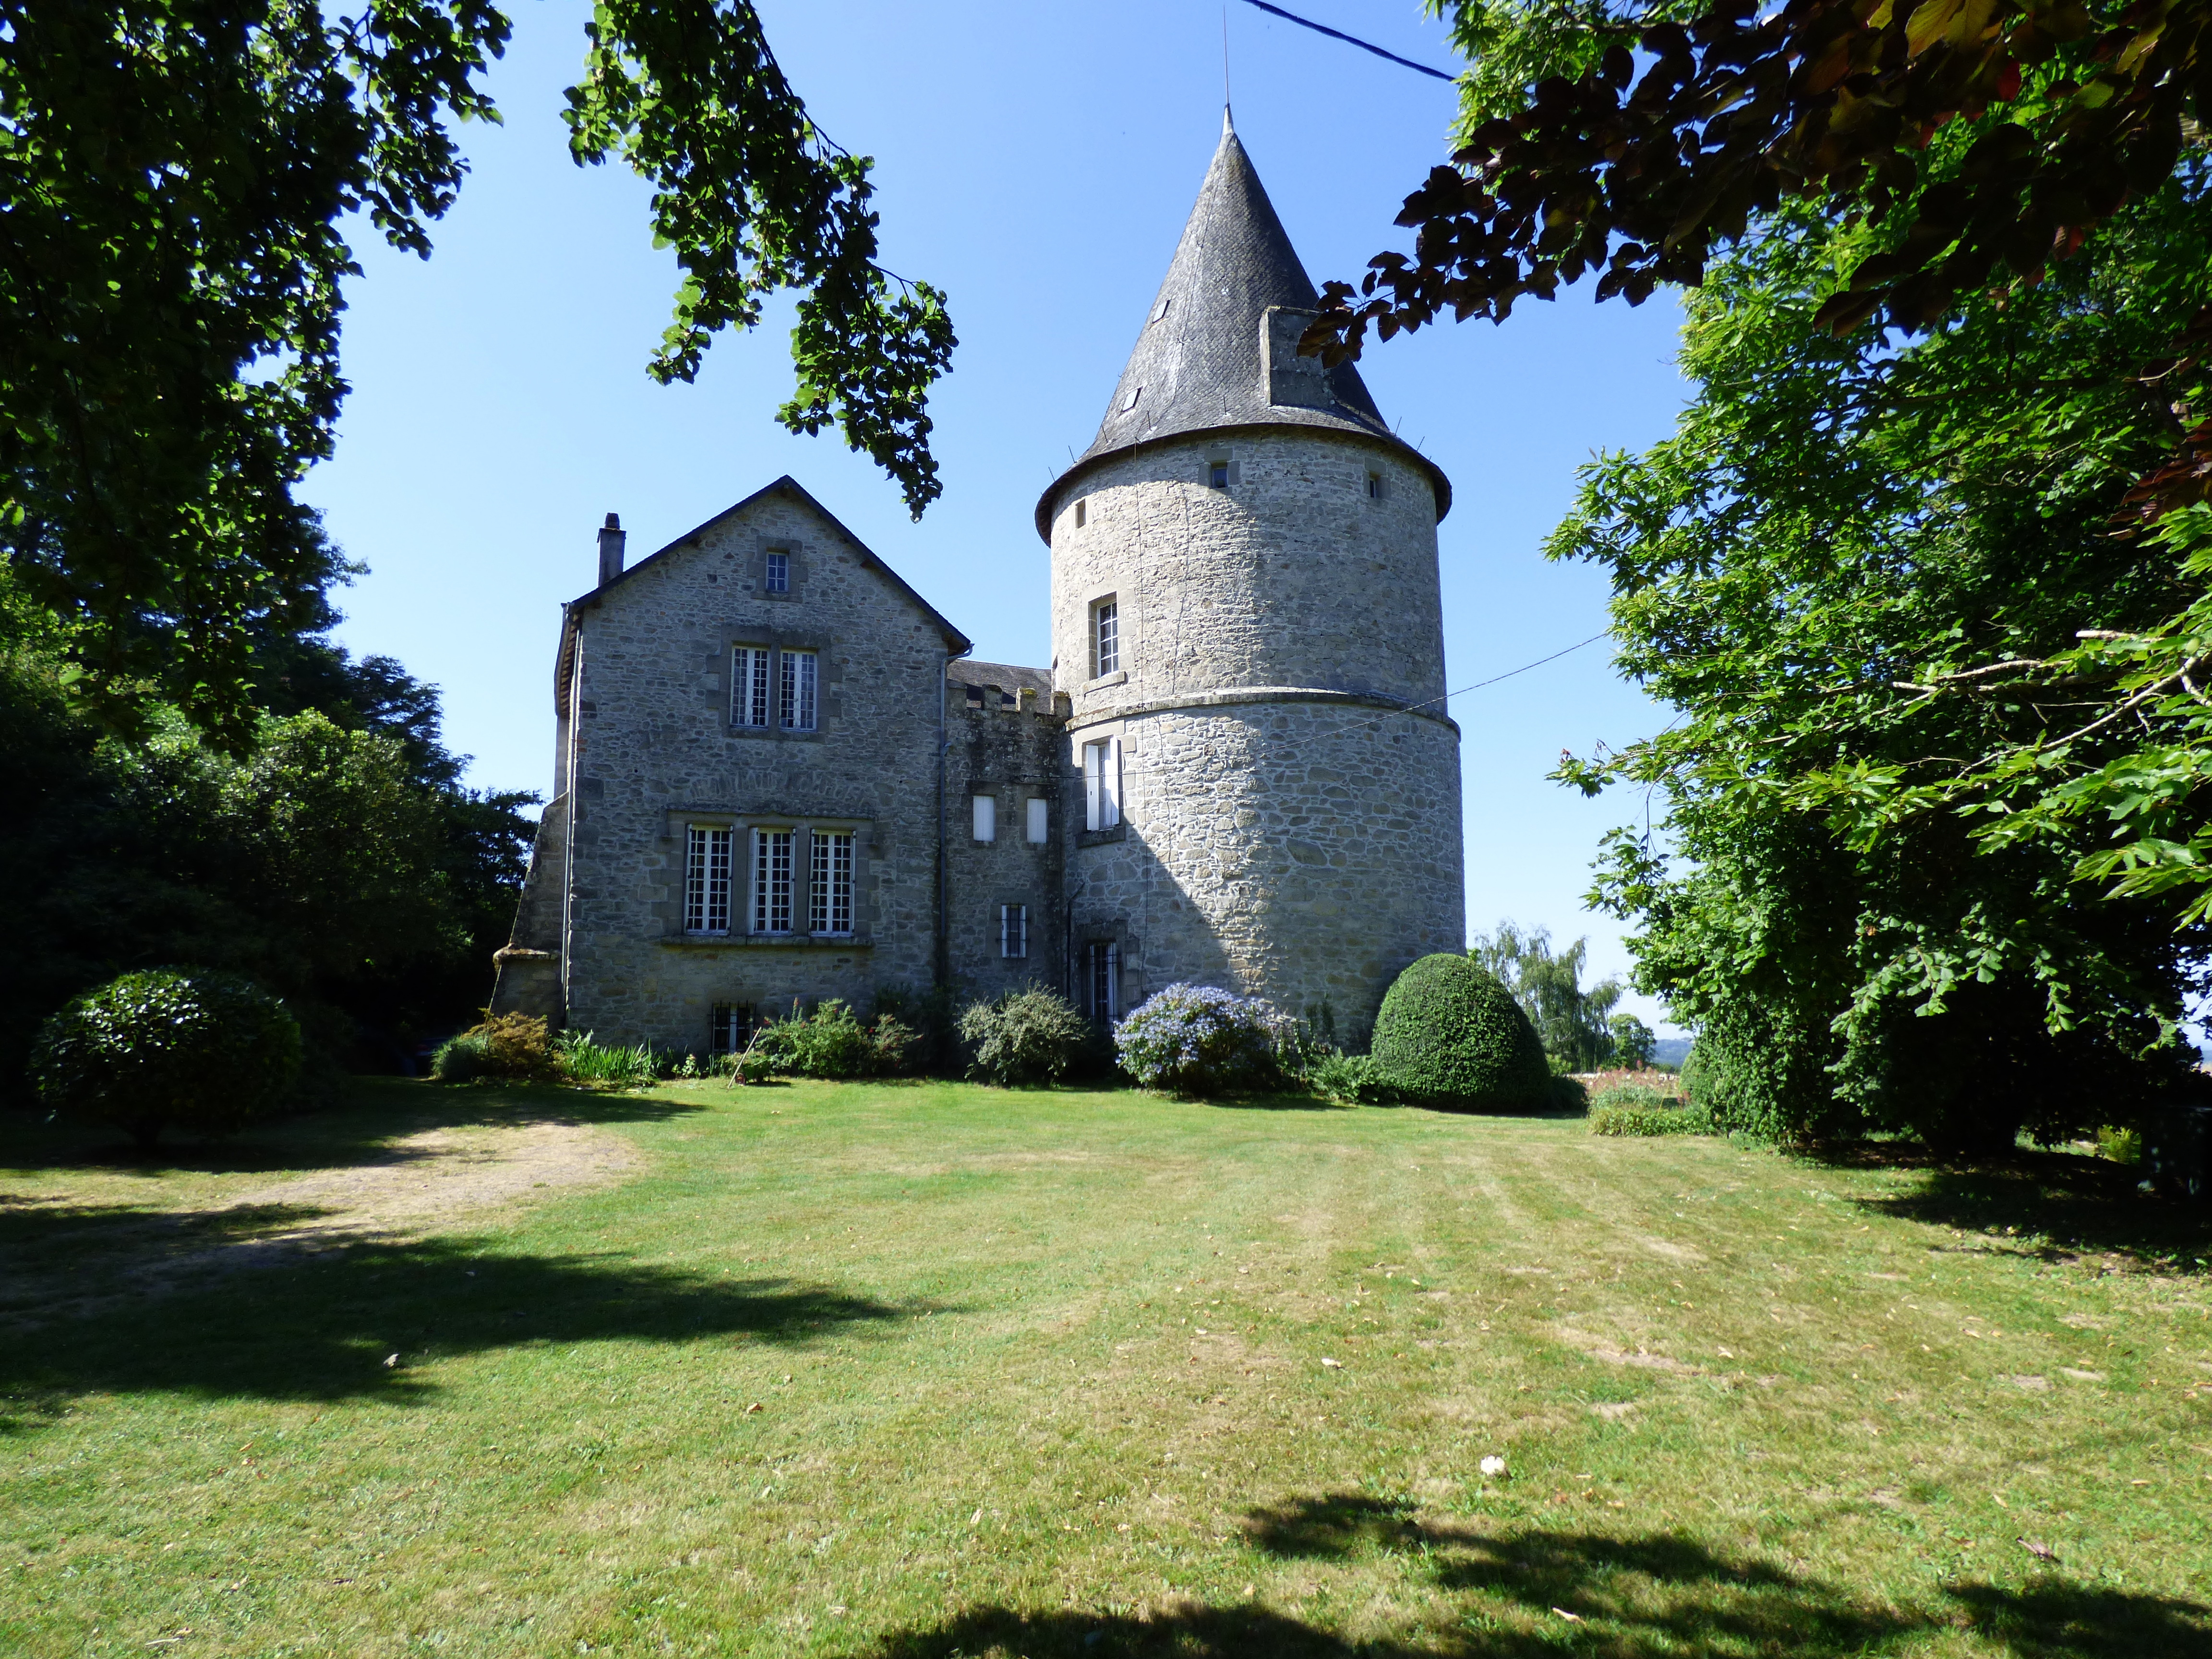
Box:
1026 797 1049 844
810 830 854 935
973 793 996 842
781 648 818 731
765 550 791 593
1087 940 1119 1021
1001 903 1028 959
732 645 771 727
1093 598 1119 676
710 1001 754 1053
752 828 793 934
685 826 732 934
1083 738 1121 830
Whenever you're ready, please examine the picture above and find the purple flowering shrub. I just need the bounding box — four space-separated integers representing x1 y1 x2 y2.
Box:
1113 983 1288 1096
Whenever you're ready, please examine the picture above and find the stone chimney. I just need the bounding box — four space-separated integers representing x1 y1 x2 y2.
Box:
596 512 626 586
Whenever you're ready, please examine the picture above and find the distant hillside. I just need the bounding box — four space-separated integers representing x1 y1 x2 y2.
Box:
1652 1035 1693 1068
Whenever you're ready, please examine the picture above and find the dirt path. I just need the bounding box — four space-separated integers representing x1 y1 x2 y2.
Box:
0 1119 638 1330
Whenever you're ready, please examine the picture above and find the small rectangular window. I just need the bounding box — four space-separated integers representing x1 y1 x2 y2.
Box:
810 829 854 935
752 828 793 934
780 649 817 731
685 826 732 935
1208 461 1228 489
1094 598 1119 677
1074 498 1087 528
1001 903 1028 960
973 794 997 842
765 550 790 592
1087 940 1120 1021
710 1002 754 1054
1366 471 1382 499
732 645 771 727
1083 739 1122 831
1026 797 1049 844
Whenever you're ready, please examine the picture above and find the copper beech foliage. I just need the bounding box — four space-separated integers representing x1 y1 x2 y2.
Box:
1305 0 2212 354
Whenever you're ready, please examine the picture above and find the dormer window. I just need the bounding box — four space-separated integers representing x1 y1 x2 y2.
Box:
765 550 790 593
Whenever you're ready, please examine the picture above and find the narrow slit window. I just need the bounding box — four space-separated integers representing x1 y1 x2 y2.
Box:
1001 903 1028 960
1026 797 1049 844
752 828 793 934
765 550 790 593
1366 471 1382 499
733 645 771 727
1074 498 1087 529
780 649 818 731
1088 940 1120 1021
810 830 854 935
685 826 732 935
1094 599 1119 677
973 794 997 842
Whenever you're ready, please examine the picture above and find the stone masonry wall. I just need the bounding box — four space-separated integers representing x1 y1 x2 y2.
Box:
943 683 1068 1001
556 484 959 1051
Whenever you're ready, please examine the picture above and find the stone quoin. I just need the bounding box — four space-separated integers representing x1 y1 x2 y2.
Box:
489 112 1467 1051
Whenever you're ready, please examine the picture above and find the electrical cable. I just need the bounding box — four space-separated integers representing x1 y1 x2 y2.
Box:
1406 631 1611 713
1235 0 1457 82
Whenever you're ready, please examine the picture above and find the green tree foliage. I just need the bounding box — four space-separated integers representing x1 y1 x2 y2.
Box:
1470 920 1623 1071
2 1 951 745
30 968 302 1146
957 987 1092 1087
0 582 533 1101
1370 954 1553 1110
1608 1012 1659 1069
1549 178 2212 1150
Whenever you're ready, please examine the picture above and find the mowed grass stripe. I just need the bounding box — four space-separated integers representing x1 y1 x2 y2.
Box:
1 1076 2207 1656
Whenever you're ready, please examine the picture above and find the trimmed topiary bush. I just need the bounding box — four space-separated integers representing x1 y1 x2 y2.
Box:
1114 984 1286 1097
29 968 302 1147
958 986 1091 1086
1369 954 1551 1112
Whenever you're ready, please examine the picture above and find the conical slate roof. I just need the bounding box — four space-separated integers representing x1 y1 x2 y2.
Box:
1036 112 1449 539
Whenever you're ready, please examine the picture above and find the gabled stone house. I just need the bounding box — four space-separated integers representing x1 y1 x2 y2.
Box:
491 116 1465 1053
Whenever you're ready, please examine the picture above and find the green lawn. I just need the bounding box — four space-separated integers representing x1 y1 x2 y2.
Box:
2 1077 2208 1657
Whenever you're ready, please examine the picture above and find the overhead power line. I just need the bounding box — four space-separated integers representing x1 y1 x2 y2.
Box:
1236 0 1458 82
1408 632 1611 713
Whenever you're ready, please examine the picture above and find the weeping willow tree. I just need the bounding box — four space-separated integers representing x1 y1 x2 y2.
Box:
1470 922 1623 1072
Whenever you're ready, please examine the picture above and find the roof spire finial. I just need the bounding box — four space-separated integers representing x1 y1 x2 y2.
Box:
1222 5 1232 131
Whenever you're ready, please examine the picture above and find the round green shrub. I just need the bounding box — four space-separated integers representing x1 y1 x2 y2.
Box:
958 987 1090 1086
30 968 302 1146
1369 954 1551 1111
430 1030 494 1082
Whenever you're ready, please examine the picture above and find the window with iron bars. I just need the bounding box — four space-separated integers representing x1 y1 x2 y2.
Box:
1001 903 1028 959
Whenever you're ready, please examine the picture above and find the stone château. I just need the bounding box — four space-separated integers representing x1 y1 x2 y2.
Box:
490 115 1466 1049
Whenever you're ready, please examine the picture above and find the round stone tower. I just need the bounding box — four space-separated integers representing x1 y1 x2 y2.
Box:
1038 113 1466 1039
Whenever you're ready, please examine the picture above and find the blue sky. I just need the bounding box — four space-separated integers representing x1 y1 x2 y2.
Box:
300 0 1693 1032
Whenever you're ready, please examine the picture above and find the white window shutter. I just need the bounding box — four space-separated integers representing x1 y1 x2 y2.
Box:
1084 744 1102 830
973 794 996 842
1106 737 1123 827
1027 797 1048 844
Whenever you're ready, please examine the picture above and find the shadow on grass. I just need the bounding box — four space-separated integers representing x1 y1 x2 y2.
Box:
0 1075 706 1179
1815 1143 2212 1269
848 1501 2210 1657
0 1226 933 1417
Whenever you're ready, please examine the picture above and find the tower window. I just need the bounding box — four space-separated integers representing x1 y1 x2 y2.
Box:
1209 461 1229 490
685 825 732 935
1083 738 1122 831
1366 471 1383 499
780 649 817 731
1075 498 1087 529
1121 385 1142 413
1001 903 1029 960
765 550 790 592
1093 598 1119 677
973 794 997 842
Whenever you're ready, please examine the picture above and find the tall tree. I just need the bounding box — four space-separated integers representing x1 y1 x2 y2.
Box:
1 1 952 746
1471 921 1623 1071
